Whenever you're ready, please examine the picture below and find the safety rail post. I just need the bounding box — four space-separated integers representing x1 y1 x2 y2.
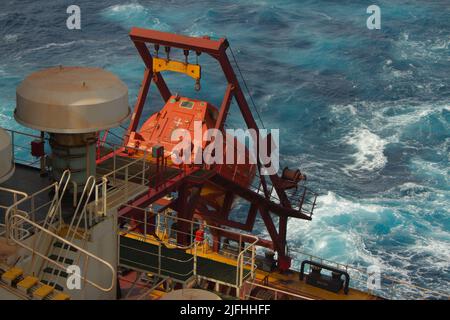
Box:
72 181 78 207
102 177 107 215
158 243 162 275
193 241 198 276
113 145 117 184
144 208 148 240
125 166 129 201
251 244 256 278
298 186 307 211
141 150 147 185
28 193 36 224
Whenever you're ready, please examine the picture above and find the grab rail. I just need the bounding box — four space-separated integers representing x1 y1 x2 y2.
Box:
44 176 95 284
9 214 116 292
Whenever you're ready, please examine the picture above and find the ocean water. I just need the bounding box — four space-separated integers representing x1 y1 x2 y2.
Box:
0 0 449 297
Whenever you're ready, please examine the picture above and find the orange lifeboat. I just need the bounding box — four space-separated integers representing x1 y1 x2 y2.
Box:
126 95 257 210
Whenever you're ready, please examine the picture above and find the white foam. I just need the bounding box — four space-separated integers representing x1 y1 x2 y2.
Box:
109 3 145 13
3 34 18 43
24 41 77 53
285 192 386 265
101 3 170 31
395 32 449 63
344 128 387 173
330 104 357 116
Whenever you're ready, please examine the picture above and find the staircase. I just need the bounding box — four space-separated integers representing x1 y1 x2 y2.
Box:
36 176 96 293
0 264 70 300
5 173 115 298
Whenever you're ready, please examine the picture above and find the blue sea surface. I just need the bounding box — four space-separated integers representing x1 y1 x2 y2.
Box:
0 0 449 297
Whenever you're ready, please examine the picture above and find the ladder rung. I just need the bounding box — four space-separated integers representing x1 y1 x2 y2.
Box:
32 284 54 300
1 267 23 286
41 280 64 291
49 254 74 265
53 241 78 252
43 267 68 278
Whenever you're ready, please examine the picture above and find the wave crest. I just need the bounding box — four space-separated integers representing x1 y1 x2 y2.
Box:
344 128 387 173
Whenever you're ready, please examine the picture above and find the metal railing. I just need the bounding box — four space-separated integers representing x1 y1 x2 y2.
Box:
119 205 258 292
288 248 450 300
94 143 197 217
95 150 150 216
0 187 29 237
249 172 318 217
4 128 46 168
40 176 96 285
3 170 71 242
2 170 116 293
8 214 116 292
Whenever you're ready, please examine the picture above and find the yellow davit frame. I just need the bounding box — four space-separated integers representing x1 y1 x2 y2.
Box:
153 57 201 80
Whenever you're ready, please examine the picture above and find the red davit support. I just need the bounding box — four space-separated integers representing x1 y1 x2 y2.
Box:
111 27 318 271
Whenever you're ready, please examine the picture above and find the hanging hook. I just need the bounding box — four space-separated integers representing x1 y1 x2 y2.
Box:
165 46 171 60
195 51 201 65
183 50 189 64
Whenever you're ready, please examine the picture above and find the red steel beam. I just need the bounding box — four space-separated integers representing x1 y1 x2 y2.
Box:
209 173 311 220
259 206 283 254
214 83 234 131
132 39 171 101
126 68 152 140
130 27 228 56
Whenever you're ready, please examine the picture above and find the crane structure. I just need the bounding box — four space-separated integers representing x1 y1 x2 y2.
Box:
99 27 318 270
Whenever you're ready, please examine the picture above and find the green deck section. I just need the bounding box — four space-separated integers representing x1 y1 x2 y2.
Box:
119 236 249 285
197 256 250 285
120 236 194 282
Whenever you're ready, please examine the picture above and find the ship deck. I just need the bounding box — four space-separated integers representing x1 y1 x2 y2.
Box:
118 231 378 300
0 164 54 224
1 164 380 301
119 235 250 285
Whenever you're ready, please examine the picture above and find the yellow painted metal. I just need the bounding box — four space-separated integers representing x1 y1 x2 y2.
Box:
52 292 71 300
153 57 201 80
33 284 54 299
17 276 39 291
1 267 23 283
122 231 379 300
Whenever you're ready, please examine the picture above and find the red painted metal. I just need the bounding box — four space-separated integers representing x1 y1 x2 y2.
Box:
31 140 45 157
109 27 315 268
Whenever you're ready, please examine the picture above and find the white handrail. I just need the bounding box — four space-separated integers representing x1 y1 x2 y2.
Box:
4 189 31 243
95 151 149 216
236 236 258 288
9 214 116 292
45 175 96 285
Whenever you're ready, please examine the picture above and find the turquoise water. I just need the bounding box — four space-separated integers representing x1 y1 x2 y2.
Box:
0 1 449 297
